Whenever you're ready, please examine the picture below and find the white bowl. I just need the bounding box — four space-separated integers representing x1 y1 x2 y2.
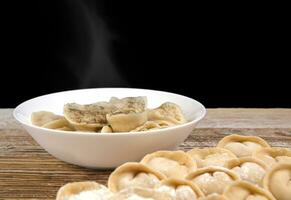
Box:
14 88 206 169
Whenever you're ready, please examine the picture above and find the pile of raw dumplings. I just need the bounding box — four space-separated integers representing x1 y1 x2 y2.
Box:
31 97 187 133
56 134 291 200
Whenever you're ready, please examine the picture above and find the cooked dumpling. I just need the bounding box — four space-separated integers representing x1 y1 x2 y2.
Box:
223 181 275 200
31 111 63 126
101 125 113 133
130 121 162 132
253 147 291 167
224 157 267 186
106 111 147 132
31 111 74 131
148 102 187 125
57 126 75 131
141 151 197 178
64 102 116 131
131 120 175 132
56 181 113 200
186 166 239 196
156 178 204 200
106 97 148 132
263 162 291 200
42 118 74 131
110 187 173 200
187 147 237 168
108 162 165 192
217 134 270 157
109 96 147 112
153 120 176 127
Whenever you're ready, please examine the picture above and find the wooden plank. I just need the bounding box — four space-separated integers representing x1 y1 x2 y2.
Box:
198 108 291 128
0 109 291 199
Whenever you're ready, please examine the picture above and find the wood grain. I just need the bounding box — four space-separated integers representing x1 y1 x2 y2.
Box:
0 109 291 199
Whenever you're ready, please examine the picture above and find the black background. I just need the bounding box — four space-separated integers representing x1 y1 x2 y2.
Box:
1 1 290 108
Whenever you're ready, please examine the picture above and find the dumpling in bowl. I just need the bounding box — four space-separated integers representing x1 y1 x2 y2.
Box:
42 118 75 131
131 120 175 132
107 111 147 132
155 178 204 200
64 102 116 131
100 125 113 133
31 111 62 126
217 134 270 157
109 96 147 112
108 162 165 192
141 151 197 178
31 111 74 131
148 102 187 125
56 181 113 200
106 97 148 132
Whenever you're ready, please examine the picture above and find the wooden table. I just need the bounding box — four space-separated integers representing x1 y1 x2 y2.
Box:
1 109 291 199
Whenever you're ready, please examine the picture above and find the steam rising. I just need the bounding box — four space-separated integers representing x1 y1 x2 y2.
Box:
65 0 128 88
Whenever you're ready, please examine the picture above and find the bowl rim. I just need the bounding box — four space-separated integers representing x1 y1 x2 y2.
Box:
13 87 206 136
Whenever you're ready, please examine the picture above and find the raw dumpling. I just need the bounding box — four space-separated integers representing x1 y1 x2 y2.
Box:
198 194 227 200
148 102 187 125
31 111 74 131
106 97 147 132
187 147 237 168
186 166 239 196
223 181 275 200
108 162 165 192
64 102 116 131
141 151 197 178
217 134 270 157
263 162 291 200
110 187 173 200
224 157 267 186
56 181 113 200
156 178 204 200
253 147 291 167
